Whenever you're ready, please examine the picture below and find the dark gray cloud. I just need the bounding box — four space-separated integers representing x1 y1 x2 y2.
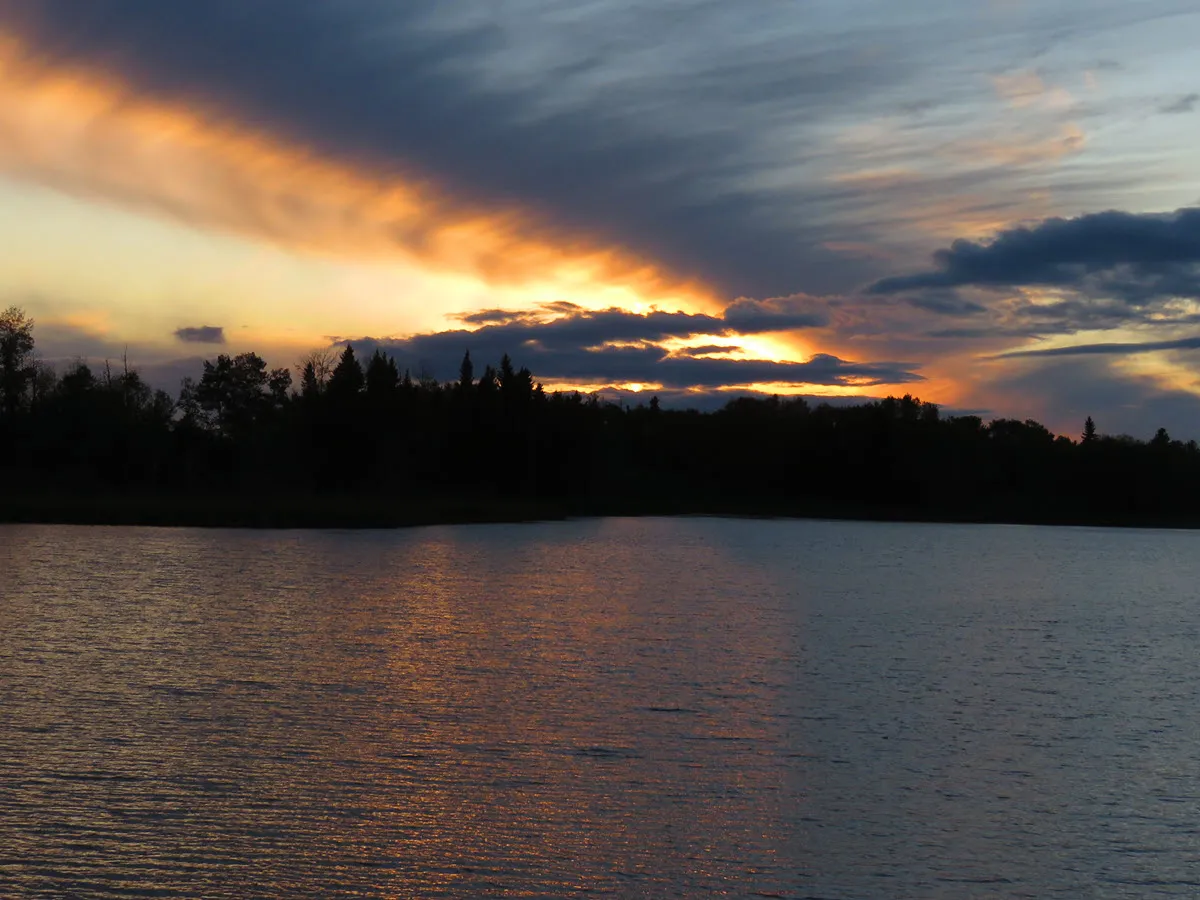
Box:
926 301 1200 342
906 292 988 317
3 0 1193 297
338 304 919 389
928 327 1043 340
722 295 830 331
871 207 1200 299
174 325 226 344
870 207 1200 341
994 335 1200 359
448 299 825 347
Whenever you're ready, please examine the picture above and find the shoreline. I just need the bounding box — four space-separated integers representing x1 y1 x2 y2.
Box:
4 492 1200 532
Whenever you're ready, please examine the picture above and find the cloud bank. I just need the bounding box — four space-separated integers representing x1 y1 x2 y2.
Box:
872 207 1200 299
341 303 921 391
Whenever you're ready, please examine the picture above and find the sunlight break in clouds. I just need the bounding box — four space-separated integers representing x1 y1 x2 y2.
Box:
0 33 719 331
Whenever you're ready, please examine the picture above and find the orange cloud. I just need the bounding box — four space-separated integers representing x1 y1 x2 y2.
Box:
992 71 1043 108
991 71 1074 111
0 33 717 314
957 123 1086 168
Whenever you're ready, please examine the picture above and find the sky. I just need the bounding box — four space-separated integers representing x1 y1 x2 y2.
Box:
1 1 1199 437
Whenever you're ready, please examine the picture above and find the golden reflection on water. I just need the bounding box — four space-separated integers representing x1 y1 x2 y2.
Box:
1 520 797 897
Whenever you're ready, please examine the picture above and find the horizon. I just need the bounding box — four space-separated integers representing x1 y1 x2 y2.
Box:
10 308 1155 443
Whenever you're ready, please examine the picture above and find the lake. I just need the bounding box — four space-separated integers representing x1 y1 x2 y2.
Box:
3 517 1200 898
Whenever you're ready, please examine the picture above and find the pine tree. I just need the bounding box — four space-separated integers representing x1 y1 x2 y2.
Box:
458 350 474 393
300 362 321 400
366 349 398 398
1081 416 1097 444
327 345 364 398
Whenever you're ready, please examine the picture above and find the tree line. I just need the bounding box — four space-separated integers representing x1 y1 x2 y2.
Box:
2 305 1200 526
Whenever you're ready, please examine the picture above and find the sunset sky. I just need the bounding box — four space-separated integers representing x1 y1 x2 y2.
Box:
2 1 1199 436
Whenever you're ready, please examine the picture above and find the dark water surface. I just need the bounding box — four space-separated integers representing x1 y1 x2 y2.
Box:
3 518 1200 897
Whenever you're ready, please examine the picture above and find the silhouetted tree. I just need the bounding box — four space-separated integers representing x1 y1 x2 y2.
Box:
30 360 57 409
458 350 475 394
327 345 364 398
498 354 516 395
297 348 334 395
195 352 271 437
176 376 203 428
477 364 497 398
59 361 96 397
365 350 399 399
268 368 293 407
7 323 1200 527
299 362 321 401
0 306 35 419
1082 416 1097 443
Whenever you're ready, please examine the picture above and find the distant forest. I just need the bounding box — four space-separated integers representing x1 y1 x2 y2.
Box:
2 305 1200 528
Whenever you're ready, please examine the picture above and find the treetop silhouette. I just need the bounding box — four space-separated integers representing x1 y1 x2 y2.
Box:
2 305 1199 527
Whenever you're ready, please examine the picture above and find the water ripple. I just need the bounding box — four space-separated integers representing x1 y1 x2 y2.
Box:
3 518 1200 897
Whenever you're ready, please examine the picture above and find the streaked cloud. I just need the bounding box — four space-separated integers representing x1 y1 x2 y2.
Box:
1161 93 1199 115
994 335 1200 359
4 0 1196 298
0 36 712 313
991 71 1074 112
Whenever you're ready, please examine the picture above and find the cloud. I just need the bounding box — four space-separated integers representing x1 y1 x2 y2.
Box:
906 292 988 317
993 335 1200 359
12 312 204 391
954 124 1086 168
0 38 711 311
0 0 890 296
991 356 1200 440
1 1 1189 298
337 302 921 390
871 207 1200 294
928 326 1043 340
27 320 128 362
456 298 827 346
174 325 225 344
131 357 207 393
992 71 1050 109
1161 93 1199 114
870 208 1200 341
722 295 830 331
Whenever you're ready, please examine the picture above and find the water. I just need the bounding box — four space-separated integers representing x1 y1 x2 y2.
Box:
2 518 1200 898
